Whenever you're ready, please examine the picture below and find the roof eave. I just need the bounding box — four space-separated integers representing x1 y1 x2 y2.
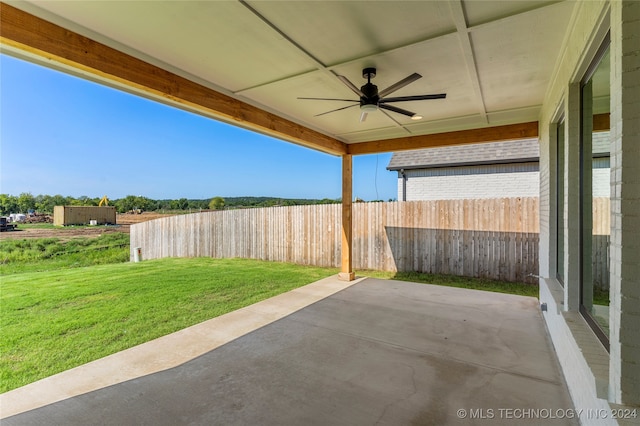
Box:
387 157 540 171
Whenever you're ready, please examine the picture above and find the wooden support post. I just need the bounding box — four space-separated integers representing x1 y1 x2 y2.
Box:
339 154 355 281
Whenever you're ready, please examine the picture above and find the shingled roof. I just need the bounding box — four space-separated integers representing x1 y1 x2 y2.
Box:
387 138 540 171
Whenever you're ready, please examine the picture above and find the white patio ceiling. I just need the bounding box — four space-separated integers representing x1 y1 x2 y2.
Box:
5 0 576 150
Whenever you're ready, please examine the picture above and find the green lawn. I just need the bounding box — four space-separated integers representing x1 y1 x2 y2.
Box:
13 223 58 230
1 234 542 394
1 258 338 392
0 233 130 274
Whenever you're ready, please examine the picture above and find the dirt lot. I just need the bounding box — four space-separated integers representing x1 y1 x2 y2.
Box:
0 212 174 240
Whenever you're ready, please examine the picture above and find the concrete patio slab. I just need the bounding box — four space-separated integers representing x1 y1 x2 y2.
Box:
1 277 577 425
0 275 365 419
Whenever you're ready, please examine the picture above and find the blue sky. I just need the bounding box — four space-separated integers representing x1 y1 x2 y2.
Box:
0 54 397 201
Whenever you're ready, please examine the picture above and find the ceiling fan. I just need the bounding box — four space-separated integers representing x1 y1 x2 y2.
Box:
298 67 446 123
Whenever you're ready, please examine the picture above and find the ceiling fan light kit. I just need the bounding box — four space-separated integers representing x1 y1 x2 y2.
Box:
360 104 378 113
299 67 446 123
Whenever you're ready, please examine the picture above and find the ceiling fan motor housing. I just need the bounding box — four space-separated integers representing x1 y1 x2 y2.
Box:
360 83 379 109
360 68 379 110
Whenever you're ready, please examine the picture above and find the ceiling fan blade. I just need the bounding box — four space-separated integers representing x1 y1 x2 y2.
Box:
379 104 416 118
314 104 358 117
336 75 365 97
377 73 422 98
380 109 405 127
298 97 358 102
380 93 447 103
360 111 368 122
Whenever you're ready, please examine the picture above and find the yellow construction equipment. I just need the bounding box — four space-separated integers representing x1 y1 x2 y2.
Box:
98 195 109 206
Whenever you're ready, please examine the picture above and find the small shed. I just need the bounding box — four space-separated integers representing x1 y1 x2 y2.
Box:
53 206 116 226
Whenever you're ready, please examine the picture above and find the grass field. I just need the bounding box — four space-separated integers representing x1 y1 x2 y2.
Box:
1 258 338 392
14 223 58 230
0 233 130 274
1 232 543 394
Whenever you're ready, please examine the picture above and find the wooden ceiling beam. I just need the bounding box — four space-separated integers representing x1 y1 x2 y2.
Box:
347 121 539 155
593 113 610 132
0 3 347 156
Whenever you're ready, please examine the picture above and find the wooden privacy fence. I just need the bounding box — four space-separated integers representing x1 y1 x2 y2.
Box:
131 197 543 283
353 198 539 283
131 205 341 268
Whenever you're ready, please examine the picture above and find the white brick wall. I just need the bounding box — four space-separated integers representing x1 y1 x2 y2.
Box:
540 279 618 426
398 163 609 201
593 167 611 197
539 121 553 279
609 0 640 407
536 0 631 420
397 163 540 201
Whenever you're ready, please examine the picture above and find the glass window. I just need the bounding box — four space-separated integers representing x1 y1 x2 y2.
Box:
580 43 610 349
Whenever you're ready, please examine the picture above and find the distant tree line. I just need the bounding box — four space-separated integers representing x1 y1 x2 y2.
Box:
0 193 341 216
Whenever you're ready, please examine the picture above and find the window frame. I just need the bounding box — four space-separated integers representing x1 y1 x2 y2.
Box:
579 33 610 352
